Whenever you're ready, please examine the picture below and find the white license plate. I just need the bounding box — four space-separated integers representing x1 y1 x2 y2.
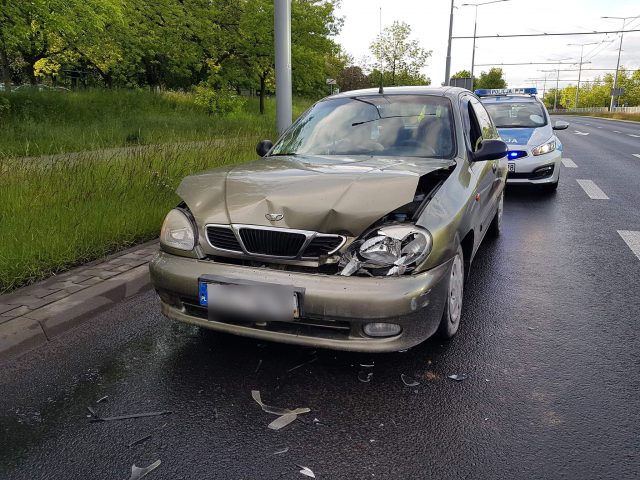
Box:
199 282 300 321
508 163 515 172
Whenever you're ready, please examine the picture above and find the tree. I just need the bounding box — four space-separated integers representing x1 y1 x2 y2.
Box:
475 68 507 89
370 21 431 86
337 66 368 92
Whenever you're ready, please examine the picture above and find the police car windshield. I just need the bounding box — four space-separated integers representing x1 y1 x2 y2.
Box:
484 101 547 129
270 95 455 159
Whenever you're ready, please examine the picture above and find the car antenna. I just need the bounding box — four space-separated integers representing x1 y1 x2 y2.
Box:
378 7 384 94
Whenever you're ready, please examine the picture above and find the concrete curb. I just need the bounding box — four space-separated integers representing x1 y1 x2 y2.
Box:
0 241 158 363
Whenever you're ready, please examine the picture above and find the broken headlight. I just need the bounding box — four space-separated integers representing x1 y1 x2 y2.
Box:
339 224 432 276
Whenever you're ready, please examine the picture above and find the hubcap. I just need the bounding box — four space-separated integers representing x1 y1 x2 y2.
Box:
448 254 464 324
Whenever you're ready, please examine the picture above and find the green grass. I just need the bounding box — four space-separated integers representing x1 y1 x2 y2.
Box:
0 89 312 158
0 89 314 292
552 111 640 122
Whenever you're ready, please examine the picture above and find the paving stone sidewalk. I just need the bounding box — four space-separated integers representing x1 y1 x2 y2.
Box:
0 240 158 362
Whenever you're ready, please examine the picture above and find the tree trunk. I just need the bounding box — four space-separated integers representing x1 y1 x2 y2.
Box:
0 47 11 92
259 75 266 114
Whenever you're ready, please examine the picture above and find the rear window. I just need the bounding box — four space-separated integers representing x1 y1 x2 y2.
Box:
483 101 547 128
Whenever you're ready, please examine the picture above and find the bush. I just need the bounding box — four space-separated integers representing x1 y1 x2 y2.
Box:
193 84 245 115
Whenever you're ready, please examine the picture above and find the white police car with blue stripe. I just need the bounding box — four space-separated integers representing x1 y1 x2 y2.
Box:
477 88 568 191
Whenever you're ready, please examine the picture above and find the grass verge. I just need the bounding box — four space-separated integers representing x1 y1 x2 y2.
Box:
0 138 258 293
552 111 640 122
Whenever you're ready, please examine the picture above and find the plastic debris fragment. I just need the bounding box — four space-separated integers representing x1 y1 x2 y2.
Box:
251 390 310 430
128 460 161 480
255 359 263 374
401 374 420 387
358 371 373 383
447 374 467 382
287 356 318 373
272 447 289 455
88 410 172 422
96 396 108 403
127 434 152 448
297 465 316 478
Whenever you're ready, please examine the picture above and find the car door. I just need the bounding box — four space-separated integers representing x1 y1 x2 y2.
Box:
460 95 495 239
469 97 503 216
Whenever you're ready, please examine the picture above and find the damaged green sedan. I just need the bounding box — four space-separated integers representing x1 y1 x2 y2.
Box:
149 86 508 352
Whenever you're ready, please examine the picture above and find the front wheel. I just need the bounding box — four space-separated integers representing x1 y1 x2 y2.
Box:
436 245 465 339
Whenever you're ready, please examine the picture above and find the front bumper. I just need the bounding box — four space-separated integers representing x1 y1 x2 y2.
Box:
506 148 561 185
149 251 452 352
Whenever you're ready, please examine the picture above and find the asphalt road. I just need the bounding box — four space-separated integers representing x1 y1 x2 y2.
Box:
1 116 639 480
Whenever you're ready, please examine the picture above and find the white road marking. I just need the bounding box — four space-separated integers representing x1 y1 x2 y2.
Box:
574 131 590 136
584 123 591 125
628 134 640 138
561 158 578 168
617 231 640 261
576 179 609 200
633 154 640 159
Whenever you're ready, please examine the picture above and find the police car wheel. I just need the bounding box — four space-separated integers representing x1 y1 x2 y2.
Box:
540 181 558 193
437 245 464 339
488 191 504 237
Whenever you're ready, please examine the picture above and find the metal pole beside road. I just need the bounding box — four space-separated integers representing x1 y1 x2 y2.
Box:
275 0 292 134
602 15 639 110
444 0 455 86
567 42 598 109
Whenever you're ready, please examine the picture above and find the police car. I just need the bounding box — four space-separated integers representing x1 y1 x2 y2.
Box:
477 88 568 191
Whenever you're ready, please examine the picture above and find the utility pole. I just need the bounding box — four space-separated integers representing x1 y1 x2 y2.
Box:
567 41 598 109
444 0 455 86
462 0 510 90
602 15 639 110
554 69 560 111
274 0 292 134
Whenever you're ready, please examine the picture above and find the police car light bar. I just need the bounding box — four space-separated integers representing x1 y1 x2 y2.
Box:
474 88 538 96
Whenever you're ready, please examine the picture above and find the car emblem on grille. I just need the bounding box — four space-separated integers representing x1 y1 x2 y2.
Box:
265 213 284 221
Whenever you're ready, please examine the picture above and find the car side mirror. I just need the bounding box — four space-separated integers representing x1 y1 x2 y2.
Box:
470 139 508 162
256 139 273 157
553 120 569 130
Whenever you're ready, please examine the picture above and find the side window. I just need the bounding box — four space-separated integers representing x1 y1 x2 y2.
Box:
470 98 497 142
462 98 483 151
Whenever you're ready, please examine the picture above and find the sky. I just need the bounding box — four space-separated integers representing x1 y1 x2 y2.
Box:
334 0 640 90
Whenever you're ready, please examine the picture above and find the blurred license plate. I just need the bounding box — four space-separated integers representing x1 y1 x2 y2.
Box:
508 163 515 172
199 282 299 321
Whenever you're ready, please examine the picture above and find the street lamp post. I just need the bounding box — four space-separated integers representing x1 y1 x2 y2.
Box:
444 0 455 86
602 15 640 110
567 41 598 109
274 0 292 133
462 0 510 90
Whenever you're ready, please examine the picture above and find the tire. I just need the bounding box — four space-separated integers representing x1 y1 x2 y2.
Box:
488 191 504 237
436 245 465 339
541 181 558 193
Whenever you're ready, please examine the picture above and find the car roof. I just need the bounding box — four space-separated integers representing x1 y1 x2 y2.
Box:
327 86 467 100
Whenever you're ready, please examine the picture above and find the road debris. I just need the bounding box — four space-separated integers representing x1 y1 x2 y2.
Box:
287 356 318 373
358 371 373 383
297 465 316 478
447 374 467 382
272 447 289 455
255 359 263 374
251 390 310 430
127 434 152 448
400 374 420 387
96 396 108 403
88 409 172 423
128 460 161 480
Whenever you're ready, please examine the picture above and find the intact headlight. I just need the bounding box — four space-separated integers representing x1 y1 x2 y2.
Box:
160 208 196 251
532 139 556 156
339 224 432 277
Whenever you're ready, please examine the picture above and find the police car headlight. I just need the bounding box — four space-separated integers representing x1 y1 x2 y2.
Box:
338 224 432 277
532 139 556 156
160 208 196 251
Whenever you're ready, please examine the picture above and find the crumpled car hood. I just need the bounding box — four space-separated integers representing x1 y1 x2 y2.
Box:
177 154 455 237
